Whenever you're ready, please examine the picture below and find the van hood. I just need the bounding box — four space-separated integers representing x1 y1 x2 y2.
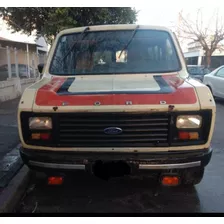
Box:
32 73 199 110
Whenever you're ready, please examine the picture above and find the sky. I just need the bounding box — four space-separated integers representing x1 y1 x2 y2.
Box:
136 0 224 26
1 0 224 46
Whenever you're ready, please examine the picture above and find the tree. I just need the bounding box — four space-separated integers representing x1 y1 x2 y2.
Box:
177 9 224 68
0 7 138 44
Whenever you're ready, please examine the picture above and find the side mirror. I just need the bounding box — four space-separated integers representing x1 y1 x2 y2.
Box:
38 63 44 74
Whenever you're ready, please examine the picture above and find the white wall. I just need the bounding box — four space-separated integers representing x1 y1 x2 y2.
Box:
184 49 205 58
0 78 37 102
36 37 48 53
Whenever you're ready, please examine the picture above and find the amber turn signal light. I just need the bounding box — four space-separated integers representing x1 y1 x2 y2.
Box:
31 133 51 140
161 176 180 186
31 133 40 140
189 132 199 140
178 131 199 140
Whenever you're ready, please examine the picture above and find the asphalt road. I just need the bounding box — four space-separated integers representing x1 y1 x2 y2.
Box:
16 100 224 213
0 99 19 160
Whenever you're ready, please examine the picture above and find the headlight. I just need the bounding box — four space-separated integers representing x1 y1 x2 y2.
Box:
176 115 202 129
29 117 52 130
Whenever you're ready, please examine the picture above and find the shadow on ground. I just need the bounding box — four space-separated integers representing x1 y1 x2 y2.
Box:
17 171 201 213
0 98 20 160
215 98 224 105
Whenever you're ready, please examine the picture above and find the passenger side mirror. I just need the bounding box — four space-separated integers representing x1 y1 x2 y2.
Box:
38 63 44 74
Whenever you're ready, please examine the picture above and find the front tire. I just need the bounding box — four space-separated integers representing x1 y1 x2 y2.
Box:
182 167 205 186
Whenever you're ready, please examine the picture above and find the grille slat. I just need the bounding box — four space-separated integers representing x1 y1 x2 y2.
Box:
59 138 167 143
60 123 168 127
60 133 168 138
58 113 170 147
60 128 168 133
60 118 169 123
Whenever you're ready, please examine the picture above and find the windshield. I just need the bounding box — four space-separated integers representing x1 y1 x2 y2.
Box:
49 30 181 75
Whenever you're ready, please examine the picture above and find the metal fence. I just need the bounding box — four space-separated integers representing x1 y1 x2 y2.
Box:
0 46 47 82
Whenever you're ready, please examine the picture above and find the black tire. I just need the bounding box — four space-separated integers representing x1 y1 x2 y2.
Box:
206 85 211 92
207 85 214 97
182 167 204 186
207 85 218 101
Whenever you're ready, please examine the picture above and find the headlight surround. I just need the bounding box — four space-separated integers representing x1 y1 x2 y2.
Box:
29 117 52 130
176 115 202 129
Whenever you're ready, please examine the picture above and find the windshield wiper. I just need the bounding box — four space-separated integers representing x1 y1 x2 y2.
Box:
61 26 89 62
118 25 139 59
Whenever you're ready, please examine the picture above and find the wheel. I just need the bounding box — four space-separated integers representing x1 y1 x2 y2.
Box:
207 85 215 97
207 85 218 101
207 85 212 93
182 167 204 186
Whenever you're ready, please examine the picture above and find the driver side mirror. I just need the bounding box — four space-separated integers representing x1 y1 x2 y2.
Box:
38 64 44 79
38 63 44 73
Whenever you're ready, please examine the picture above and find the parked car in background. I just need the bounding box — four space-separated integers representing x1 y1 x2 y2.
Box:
187 65 211 82
203 65 224 99
0 64 36 81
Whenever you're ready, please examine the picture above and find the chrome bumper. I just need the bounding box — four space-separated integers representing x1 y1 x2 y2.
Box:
29 160 201 170
29 161 86 170
139 161 201 170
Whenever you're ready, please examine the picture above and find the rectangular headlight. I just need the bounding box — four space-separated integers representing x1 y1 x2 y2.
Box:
176 115 202 129
29 117 52 130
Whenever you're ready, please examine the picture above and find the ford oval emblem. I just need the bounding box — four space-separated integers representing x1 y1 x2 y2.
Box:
104 127 123 135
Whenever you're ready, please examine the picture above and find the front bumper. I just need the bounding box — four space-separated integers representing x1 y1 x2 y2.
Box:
20 147 212 174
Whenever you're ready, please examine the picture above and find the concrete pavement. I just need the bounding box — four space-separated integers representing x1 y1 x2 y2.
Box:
0 98 20 160
0 98 29 213
0 98 23 189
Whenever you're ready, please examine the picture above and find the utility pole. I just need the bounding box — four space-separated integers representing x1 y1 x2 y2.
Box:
26 43 30 78
14 47 19 77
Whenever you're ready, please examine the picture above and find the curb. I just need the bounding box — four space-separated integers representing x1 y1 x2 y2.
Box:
0 144 23 188
0 165 30 213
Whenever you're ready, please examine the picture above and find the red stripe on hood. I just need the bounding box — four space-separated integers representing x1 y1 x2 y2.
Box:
35 76 197 106
39 77 67 92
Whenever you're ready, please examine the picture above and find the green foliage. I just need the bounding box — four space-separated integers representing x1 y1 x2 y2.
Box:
0 7 138 43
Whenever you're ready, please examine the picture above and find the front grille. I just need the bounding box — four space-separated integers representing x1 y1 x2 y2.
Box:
58 113 170 147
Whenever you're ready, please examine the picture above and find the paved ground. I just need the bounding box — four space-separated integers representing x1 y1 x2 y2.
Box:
0 98 23 189
14 99 224 213
0 98 20 160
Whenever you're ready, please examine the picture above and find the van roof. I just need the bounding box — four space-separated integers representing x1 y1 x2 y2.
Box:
58 24 172 36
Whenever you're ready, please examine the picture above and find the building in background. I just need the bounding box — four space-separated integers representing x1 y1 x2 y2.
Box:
0 36 48 67
184 41 224 69
0 36 48 80
36 36 49 64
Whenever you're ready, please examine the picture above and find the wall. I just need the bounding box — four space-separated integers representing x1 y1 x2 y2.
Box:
0 47 7 66
0 78 37 103
13 49 38 66
36 37 48 52
183 50 201 58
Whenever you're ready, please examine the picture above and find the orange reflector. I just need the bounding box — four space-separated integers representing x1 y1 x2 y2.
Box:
48 176 64 185
178 131 189 140
31 133 40 140
189 132 199 140
40 133 51 140
161 176 180 186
